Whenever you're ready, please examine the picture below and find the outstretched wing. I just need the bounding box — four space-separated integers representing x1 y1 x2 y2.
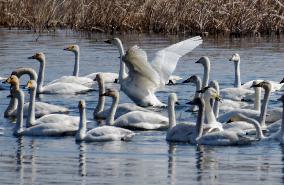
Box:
123 45 160 87
151 36 202 86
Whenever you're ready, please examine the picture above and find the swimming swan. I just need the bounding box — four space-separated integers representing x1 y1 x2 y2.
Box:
8 68 69 118
93 74 150 119
102 89 169 130
63 44 118 83
28 52 91 94
109 36 202 106
75 100 135 142
6 77 78 137
230 53 283 92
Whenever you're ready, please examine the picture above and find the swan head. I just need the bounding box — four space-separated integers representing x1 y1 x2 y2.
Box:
26 80 37 90
78 100 86 109
94 74 104 83
203 87 221 102
229 53 240 62
63 45 79 53
168 93 179 105
4 75 19 86
209 80 219 92
101 89 119 98
104 38 121 45
250 81 272 91
28 52 45 62
280 78 284 84
182 75 199 83
195 56 210 66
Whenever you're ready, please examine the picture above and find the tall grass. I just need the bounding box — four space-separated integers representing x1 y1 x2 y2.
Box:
0 0 283 36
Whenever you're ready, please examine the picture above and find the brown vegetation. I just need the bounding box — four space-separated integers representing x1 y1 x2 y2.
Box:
0 0 283 36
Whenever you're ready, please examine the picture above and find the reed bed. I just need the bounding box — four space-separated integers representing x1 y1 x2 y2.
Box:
0 0 283 35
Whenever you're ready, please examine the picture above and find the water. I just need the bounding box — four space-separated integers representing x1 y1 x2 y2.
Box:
0 29 283 184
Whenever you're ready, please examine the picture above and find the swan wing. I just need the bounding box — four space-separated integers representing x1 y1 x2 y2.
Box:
123 45 160 88
151 36 202 86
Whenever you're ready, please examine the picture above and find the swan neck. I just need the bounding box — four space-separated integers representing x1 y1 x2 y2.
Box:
37 59 45 93
202 62 210 88
4 91 18 117
196 102 205 139
168 99 176 130
94 79 105 116
12 68 38 81
213 100 219 118
76 107 87 141
107 95 119 125
204 96 217 123
259 88 270 127
73 51 79 77
195 77 202 98
27 88 36 127
15 89 24 135
117 40 127 81
254 87 261 111
234 61 241 88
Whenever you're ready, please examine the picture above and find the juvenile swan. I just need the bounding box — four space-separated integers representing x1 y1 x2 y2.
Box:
110 36 202 106
75 100 135 142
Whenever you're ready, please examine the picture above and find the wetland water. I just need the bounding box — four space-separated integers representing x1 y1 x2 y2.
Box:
0 29 283 184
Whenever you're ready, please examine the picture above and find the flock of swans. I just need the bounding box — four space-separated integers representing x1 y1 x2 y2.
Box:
1 35 284 146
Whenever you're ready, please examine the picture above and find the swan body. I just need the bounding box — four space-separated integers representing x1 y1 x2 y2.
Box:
241 80 283 92
108 37 202 106
102 89 169 130
28 52 91 94
64 45 118 83
75 100 135 142
220 87 254 101
197 113 262 146
166 94 201 143
46 76 95 88
5 76 79 137
93 73 150 119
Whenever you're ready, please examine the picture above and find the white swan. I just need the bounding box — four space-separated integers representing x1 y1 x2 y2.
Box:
28 52 91 94
102 89 169 130
229 53 283 92
5 77 78 137
93 74 150 119
107 36 202 106
166 94 203 143
63 44 118 83
197 112 263 146
183 75 202 112
220 81 272 131
75 100 135 142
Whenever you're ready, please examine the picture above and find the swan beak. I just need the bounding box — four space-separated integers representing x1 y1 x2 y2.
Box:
280 79 284 84
215 95 222 102
104 40 112 44
27 55 36 59
182 78 191 83
195 60 200 63
100 92 109 97
3 78 11 84
250 83 261 88
175 101 180 105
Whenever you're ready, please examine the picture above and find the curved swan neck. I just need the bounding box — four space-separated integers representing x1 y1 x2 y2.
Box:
73 51 80 77
259 87 271 127
26 88 36 127
106 95 119 125
37 58 46 93
4 89 18 117
116 39 127 81
14 89 24 135
94 79 105 116
202 61 210 88
204 96 217 123
76 106 87 141
210 81 220 118
168 98 176 129
12 68 38 81
234 60 241 88
194 76 202 98
196 101 205 139
254 86 261 111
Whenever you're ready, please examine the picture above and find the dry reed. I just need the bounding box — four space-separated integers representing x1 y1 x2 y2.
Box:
0 0 283 36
